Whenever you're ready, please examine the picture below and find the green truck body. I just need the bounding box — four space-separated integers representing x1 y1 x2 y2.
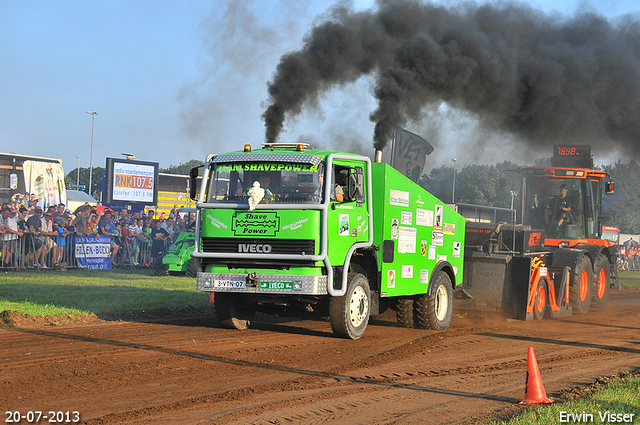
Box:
192 144 465 338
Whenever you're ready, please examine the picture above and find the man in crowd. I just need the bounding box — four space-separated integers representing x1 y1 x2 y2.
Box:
99 211 120 264
74 205 92 236
26 207 48 268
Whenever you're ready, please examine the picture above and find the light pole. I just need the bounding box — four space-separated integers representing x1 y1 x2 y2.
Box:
75 155 80 187
86 111 98 195
451 158 457 204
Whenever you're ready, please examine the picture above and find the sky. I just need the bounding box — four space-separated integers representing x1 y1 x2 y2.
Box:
1 0 639 177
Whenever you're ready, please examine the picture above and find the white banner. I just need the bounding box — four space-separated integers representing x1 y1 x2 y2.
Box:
22 160 67 209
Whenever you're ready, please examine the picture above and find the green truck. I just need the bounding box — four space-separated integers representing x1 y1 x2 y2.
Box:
190 143 465 339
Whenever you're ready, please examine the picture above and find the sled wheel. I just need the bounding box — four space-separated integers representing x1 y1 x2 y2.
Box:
570 255 593 315
187 257 199 278
533 277 548 320
214 292 256 330
329 273 371 339
415 271 454 330
395 298 414 328
591 254 610 311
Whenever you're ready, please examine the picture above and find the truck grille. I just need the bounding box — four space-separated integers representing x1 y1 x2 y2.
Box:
202 238 316 256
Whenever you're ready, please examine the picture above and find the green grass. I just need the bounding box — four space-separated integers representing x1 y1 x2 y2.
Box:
486 371 640 424
616 270 640 289
0 269 210 317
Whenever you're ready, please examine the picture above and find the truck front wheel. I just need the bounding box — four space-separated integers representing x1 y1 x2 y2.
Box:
215 293 256 330
329 273 371 339
570 255 593 315
415 271 453 330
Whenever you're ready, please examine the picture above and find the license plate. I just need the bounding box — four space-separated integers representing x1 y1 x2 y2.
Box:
213 279 246 289
259 282 293 290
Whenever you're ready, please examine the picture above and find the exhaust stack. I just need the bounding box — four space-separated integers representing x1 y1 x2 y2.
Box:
374 149 383 163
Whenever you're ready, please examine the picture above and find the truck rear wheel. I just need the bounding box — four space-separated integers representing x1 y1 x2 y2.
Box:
570 256 593 315
415 271 453 330
533 277 548 320
215 292 256 330
591 255 610 311
395 298 414 328
329 273 371 339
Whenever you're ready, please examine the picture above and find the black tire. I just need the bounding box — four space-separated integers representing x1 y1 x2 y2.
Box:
329 273 371 339
214 292 256 330
186 257 199 278
154 263 168 276
570 255 593 315
395 298 414 328
532 277 548 320
591 254 610 311
415 271 454 330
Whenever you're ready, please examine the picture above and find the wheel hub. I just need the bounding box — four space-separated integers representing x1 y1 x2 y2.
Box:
349 286 369 327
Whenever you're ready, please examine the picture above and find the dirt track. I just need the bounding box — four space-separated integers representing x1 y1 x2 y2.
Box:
1 289 639 425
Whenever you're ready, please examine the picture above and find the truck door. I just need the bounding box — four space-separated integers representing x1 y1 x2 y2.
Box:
326 160 368 263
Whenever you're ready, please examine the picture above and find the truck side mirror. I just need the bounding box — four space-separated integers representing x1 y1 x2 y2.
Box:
189 167 200 200
605 181 614 195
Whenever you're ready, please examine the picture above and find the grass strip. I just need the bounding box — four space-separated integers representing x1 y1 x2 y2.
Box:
486 370 640 424
0 269 209 317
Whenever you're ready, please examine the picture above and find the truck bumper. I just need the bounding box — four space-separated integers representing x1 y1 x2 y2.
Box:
196 272 329 295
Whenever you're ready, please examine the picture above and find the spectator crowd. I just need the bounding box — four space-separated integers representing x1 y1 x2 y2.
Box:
0 196 196 271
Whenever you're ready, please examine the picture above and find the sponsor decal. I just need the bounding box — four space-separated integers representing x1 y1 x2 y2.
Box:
453 241 461 258
443 223 455 235
282 218 309 231
401 211 412 225
398 227 417 253
432 230 444 246
420 269 429 284
420 240 427 256
402 265 414 278
259 281 293 290
206 213 229 229
232 212 279 236
434 204 443 230
437 254 447 263
339 214 350 236
416 194 425 207
416 208 433 226
391 218 399 239
429 245 437 260
387 270 396 288
390 189 410 207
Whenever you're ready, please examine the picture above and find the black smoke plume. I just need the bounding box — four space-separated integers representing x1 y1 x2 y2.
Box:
262 0 640 154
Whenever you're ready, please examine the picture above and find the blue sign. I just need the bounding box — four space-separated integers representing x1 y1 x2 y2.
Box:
74 236 112 270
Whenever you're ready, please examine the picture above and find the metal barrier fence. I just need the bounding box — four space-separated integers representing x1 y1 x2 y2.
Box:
0 234 173 271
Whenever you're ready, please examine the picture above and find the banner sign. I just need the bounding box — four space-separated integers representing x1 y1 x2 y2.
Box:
74 236 112 270
22 160 67 209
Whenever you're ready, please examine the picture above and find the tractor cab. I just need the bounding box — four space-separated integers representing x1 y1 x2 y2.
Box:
521 145 613 246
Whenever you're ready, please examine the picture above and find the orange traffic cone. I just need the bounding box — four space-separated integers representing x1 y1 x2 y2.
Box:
209 292 215 303
519 347 554 404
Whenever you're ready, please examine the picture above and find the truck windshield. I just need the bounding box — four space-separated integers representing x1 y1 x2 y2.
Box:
523 177 588 238
206 162 324 204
